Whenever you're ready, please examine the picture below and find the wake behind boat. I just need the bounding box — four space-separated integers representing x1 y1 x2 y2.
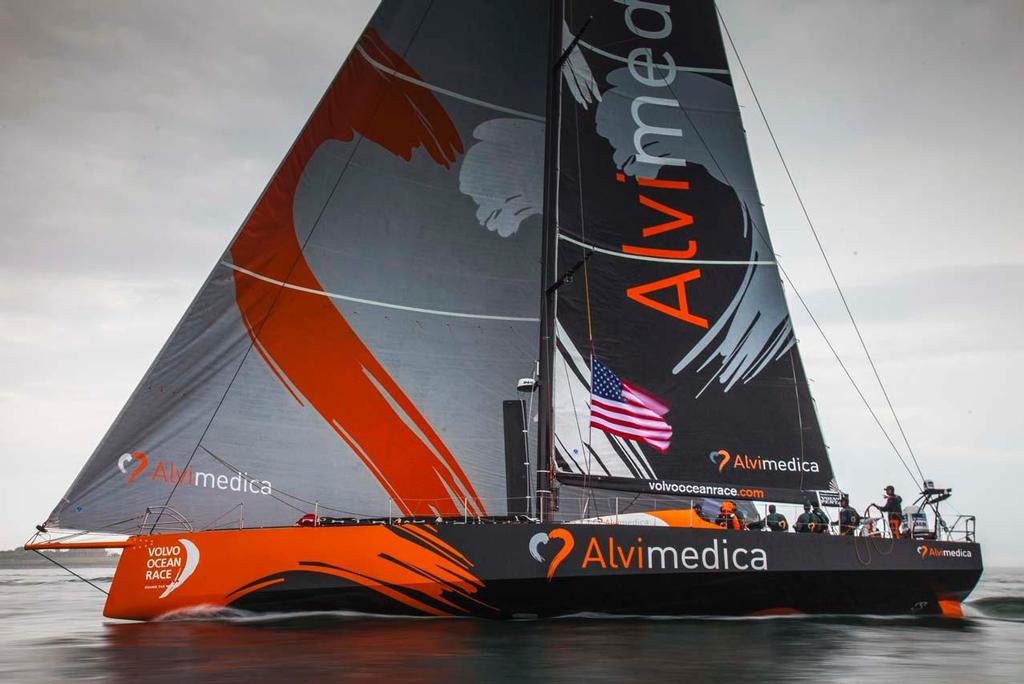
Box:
26 0 981 620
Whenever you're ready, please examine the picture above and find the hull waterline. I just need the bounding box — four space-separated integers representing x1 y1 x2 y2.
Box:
103 523 981 620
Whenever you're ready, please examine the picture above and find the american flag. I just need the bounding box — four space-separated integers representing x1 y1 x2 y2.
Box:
590 358 673 452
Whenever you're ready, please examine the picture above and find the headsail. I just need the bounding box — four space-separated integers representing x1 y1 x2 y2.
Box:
47 0 551 534
549 0 837 507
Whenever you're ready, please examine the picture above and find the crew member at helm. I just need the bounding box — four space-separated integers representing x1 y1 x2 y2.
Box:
876 485 903 539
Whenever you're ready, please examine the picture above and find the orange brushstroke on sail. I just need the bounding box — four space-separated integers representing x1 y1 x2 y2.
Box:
228 29 481 517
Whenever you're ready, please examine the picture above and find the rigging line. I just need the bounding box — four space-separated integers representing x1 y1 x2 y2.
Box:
31 550 109 596
561 344 592 485
569 37 597 501
777 264 920 489
151 2 440 532
197 503 242 532
716 6 924 484
199 446 367 518
651 55 917 490
523 363 538 516
789 351 807 494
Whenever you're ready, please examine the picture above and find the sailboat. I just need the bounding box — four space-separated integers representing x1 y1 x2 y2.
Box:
27 0 981 620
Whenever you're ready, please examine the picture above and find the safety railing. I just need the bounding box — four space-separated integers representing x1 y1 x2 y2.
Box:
120 495 974 545
138 506 194 533
943 514 976 543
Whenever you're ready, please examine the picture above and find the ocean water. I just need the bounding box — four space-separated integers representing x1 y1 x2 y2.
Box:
0 567 1022 683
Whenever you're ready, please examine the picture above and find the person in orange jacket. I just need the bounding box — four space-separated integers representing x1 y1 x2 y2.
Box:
716 500 742 530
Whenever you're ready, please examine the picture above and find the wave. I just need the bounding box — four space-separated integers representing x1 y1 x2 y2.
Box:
0 576 114 587
966 596 1024 621
154 605 444 624
554 612 969 628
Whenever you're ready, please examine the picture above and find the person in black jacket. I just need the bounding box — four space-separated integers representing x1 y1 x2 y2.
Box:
837 494 861 536
810 502 830 534
794 502 817 533
876 485 903 539
766 504 789 532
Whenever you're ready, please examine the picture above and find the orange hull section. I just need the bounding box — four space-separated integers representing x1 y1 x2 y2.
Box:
104 526 487 621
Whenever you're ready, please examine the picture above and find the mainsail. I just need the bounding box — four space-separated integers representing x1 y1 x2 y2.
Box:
47 0 552 534
548 0 837 507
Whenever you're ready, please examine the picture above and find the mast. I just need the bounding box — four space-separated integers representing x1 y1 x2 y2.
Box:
536 0 565 522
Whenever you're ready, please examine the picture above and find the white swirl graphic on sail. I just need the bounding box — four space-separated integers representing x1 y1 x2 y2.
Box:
561 20 602 110
459 118 544 238
594 69 794 392
458 23 598 239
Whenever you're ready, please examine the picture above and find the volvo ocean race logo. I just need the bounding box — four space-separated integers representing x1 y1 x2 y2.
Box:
529 529 575 581
144 538 200 598
116 451 273 496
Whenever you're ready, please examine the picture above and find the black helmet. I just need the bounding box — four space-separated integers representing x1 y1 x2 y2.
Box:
803 501 811 511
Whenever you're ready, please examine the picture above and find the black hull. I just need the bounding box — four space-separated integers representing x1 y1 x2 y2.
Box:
223 524 982 619
232 568 981 618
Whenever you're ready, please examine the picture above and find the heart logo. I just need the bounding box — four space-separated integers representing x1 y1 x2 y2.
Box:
117 451 149 484
917 545 929 559
709 449 731 473
528 528 575 581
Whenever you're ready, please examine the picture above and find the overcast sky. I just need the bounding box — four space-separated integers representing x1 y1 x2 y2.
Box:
1 1 1021 565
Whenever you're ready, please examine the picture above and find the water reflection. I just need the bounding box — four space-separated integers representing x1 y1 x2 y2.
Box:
3 568 1024 683
90 612 990 684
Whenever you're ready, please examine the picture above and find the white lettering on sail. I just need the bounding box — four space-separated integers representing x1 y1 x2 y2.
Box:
631 96 687 167
617 0 686 168
615 0 673 40
627 47 677 87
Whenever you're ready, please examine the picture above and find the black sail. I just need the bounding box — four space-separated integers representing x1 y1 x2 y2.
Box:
549 0 836 507
45 0 551 534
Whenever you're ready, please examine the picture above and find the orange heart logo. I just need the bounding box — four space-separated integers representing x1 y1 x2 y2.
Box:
918 545 929 558
546 528 574 580
709 449 731 473
529 529 575 581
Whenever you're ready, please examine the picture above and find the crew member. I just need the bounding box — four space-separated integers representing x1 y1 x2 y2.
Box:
693 503 705 521
716 500 741 530
794 501 817 533
810 501 830 534
877 485 903 539
837 494 861 536
766 505 789 532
